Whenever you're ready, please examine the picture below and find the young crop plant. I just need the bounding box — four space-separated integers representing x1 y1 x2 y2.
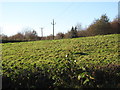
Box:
2 34 120 89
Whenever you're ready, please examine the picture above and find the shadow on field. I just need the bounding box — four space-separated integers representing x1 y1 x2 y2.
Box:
73 52 88 55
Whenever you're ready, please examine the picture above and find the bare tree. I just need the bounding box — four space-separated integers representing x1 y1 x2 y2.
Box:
0 34 8 40
55 32 64 39
22 27 38 40
75 23 82 31
87 14 112 36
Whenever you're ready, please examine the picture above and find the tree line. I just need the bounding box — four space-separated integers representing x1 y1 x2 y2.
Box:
0 14 119 42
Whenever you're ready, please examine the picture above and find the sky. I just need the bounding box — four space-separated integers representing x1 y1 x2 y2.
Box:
0 1 119 37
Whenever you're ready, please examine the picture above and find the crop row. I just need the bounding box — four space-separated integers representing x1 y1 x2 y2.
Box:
2 34 120 89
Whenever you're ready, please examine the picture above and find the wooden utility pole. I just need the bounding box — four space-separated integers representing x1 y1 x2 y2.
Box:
41 27 43 37
51 19 56 40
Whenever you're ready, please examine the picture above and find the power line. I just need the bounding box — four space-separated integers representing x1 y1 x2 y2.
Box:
54 2 74 20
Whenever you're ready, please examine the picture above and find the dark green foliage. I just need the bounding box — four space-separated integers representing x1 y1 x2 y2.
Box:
2 67 54 89
1 40 28 43
66 26 78 38
91 64 120 88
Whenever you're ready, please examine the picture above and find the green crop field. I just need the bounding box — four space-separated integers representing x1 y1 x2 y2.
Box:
2 34 120 89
